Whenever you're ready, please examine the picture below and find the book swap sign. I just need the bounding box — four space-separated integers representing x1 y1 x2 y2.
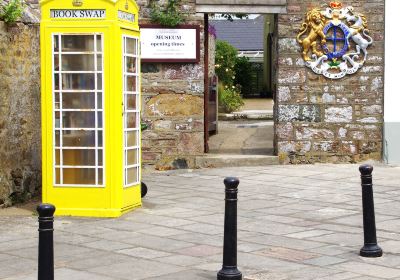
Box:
50 9 106 19
140 25 200 62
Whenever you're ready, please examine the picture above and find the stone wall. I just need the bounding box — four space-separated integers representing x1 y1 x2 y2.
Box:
275 1 384 163
138 0 205 170
0 21 41 206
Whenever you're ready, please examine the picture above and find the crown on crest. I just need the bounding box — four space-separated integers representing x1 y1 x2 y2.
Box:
329 1 342 9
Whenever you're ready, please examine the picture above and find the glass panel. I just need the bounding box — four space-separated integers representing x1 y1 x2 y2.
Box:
126 94 136 110
97 73 102 90
126 131 137 147
98 168 103 185
55 168 60 184
97 93 102 109
126 76 137 92
55 149 60 165
62 112 95 128
96 35 102 52
127 167 138 184
97 55 102 71
62 35 95 52
55 112 60 128
127 149 138 165
54 93 60 109
54 74 60 90
98 131 103 146
62 92 95 109
126 38 136 55
98 150 103 165
97 112 103 127
62 130 96 147
62 150 96 166
62 73 95 90
55 130 60 146
126 113 137 128
54 55 59 70
126 57 137 73
54 36 59 52
63 168 96 185
61 54 95 71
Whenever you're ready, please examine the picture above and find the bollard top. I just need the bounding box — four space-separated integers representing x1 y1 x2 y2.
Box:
37 204 56 217
359 164 373 175
224 177 239 189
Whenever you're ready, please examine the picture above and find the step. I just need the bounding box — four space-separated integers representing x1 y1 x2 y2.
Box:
195 154 279 168
219 110 274 121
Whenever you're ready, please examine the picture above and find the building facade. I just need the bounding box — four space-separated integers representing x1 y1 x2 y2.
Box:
0 0 391 206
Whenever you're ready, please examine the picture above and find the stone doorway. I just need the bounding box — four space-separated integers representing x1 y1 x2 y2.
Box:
204 13 279 160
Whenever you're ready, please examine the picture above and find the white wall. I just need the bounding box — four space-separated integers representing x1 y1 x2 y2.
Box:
384 0 400 163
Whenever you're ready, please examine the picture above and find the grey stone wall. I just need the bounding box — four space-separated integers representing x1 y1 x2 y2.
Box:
138 0 205 170
275 1 384 163
0 21 41 206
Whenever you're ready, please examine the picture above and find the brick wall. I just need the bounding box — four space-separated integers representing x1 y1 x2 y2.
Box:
138 0 205 170
275 1 384 163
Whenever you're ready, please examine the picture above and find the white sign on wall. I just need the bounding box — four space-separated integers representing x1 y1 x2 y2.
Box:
140 26 199 62
50 9 106 19
118 10 135 22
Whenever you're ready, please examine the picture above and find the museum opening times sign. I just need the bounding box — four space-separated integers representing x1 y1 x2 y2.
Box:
140 25 200 63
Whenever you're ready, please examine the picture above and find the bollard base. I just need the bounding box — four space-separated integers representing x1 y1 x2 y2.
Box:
360 244 383 258
218 267 242 280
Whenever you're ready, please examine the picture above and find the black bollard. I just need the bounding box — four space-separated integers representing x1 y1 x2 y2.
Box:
218 177 242 280
37 204 56 280
359 165 383 257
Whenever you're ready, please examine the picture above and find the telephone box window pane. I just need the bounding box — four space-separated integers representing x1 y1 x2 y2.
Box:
97 112 103 127
98 168 103 185
63 150 96 166
126 113 137 128
97 93 102 109
126 57 137 73
62 54 95 71
55 112 60 128
98 150 103 165
54 74 60 90
62 35 94 52
127 149 138 166
55 149 60 165
62 92 95 109
55 130 60 146
62 112 96 128
98 131 103 146
62 73 95 90
127 76 137 92
54 55 59 70
126 94 136 110
126 38 137 55
55 168 60 184
63 168 96 185
97 74 103 90
96 35 102 52
97 55 102 71
54 37 59 52
126 131 137 147
54 93 60 109
127 167 138 184
62 130 96 147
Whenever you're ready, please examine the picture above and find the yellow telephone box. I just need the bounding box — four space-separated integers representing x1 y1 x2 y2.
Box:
40 0 142 217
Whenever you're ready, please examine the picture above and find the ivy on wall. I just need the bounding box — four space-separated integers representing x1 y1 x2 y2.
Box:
149 0 184 27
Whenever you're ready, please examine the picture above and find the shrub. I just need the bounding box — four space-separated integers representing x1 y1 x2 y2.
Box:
215 40 238 87
1 0 25 24
219 88 244 113
149 0 184 27
234 56 252 97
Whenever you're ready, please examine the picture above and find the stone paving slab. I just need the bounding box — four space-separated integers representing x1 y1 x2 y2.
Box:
0 164 400 279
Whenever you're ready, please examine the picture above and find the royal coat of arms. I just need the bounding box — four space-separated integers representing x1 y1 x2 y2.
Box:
297 2 373 79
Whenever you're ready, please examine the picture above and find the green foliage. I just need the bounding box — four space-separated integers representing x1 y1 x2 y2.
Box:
149 0 184 27
219 88 244 113
1 0 25 24
234 56 252 97
215 40 238 87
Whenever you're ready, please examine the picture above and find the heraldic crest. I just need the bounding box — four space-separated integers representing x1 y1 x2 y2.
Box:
297 1 373 79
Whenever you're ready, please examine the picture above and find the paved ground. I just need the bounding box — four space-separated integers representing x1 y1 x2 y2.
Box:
209 120 274 155
1 164 400 279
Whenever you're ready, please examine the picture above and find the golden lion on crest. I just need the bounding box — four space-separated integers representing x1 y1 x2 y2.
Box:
297 8 327 61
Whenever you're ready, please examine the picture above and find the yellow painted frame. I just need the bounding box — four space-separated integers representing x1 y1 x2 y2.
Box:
40 0 141 217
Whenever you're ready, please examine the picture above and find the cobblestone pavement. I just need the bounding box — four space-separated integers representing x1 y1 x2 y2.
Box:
1 164 400 279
